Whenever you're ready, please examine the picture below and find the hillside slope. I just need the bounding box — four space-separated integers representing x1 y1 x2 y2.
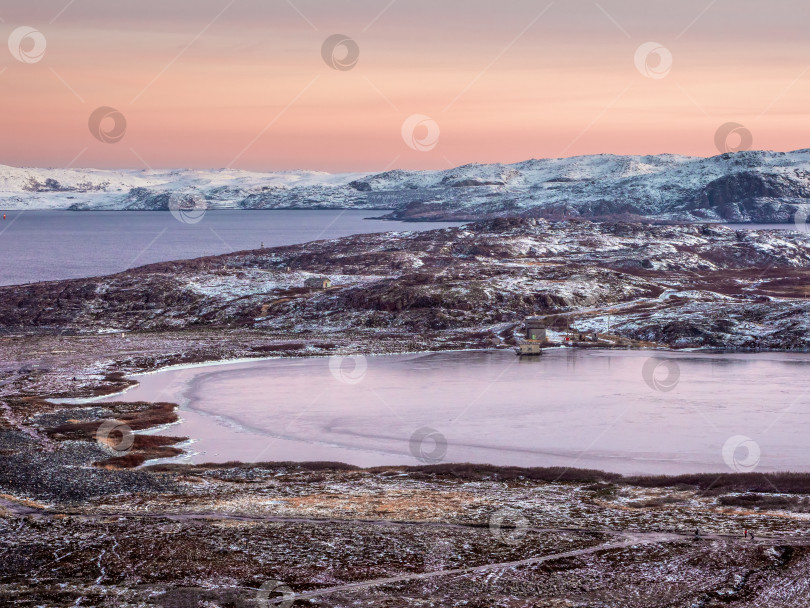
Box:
3 218 810 350
5 150 810 223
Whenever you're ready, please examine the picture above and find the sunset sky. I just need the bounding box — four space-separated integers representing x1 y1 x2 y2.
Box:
3 0 810 171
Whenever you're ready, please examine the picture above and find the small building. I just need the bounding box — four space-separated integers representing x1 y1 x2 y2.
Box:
304 276 332 290
568 328 592 342
518 317 548 356
525 317 547 342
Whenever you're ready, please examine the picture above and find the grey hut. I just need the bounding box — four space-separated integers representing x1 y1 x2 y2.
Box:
525 317 547 341
304 276 332 289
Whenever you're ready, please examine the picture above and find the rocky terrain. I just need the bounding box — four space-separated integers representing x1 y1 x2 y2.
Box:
7 149 810 223
4 219 810 606
2 218 810 351
3 457 810 607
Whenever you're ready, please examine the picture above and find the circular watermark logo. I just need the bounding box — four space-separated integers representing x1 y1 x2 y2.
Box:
168 191 207 224
88 106 127 144
409 426 447 463
722 435 760 473
634 42 672 79
95 419 134 455
714 122 753 154
641 357 680 392
328 354 367 385
321 34 359 71
793 207 810 232
8 26 46 64
401 114 440 152
489 508 529 545
256 579 296 608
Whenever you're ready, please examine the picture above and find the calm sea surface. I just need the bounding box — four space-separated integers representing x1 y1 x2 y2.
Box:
101 349 810 475
0 210 463 286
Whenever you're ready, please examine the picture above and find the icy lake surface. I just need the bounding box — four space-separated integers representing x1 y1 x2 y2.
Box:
0 210 462 286
105 349 810 475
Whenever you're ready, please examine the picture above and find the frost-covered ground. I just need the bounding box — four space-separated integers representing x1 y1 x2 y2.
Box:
7 149 810 222
2 461 810 607
3 217 810 350
4 219 810 605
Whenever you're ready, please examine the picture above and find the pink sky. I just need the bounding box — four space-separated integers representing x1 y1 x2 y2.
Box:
2 0 810 171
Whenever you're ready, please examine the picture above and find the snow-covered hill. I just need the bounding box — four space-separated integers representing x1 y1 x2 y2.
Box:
5 150 810 222
0 166 367 211
4 217 810 350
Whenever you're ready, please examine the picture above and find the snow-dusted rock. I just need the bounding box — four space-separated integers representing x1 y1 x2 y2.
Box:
3 218 810 349
6 150 810 222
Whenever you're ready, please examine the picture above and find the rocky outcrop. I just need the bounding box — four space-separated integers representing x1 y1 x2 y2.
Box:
2 219 810 349
10 150 810 222
692 171 810 221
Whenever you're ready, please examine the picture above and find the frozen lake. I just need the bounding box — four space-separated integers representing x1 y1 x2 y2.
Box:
0 210 462 286
104 349 810 475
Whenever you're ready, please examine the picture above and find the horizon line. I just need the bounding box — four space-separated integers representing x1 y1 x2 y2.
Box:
4 147 810 175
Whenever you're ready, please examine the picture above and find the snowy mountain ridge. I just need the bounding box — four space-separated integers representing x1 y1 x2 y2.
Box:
5 150 810 222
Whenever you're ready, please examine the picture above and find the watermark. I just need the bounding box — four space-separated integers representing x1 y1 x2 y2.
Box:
88 106 127 144
401 114 440 152
168 191 207 224
328 354 367 385
367 189 434 207
714 122 753 154
409 426 447 463
95 419 134 455
641 357 680 392
489 508 529 545
722 435 760 473
634 42 672 79
8 26 46 64
155 586 208 608
793 206 810 232
18 360 48 374
256 579 296 608
321 34 359 71
154 586 245 607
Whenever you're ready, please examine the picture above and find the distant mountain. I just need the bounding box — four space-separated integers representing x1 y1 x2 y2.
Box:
4 150 810 223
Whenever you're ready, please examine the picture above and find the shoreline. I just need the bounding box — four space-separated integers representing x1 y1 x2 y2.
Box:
3 217 810 504
71 346 810 474
5 309 810 607
7 334 810 481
